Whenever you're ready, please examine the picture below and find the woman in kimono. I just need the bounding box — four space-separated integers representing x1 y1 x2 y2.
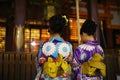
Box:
72 19 106 80
35 14 73 80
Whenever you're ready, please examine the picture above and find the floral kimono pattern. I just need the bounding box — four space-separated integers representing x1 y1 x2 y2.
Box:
73 40 105 80
35 37 73 80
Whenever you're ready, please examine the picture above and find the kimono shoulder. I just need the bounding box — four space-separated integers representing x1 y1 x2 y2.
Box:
74 43 104 64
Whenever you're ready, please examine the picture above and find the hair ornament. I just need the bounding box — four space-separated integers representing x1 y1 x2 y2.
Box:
62 15 68 25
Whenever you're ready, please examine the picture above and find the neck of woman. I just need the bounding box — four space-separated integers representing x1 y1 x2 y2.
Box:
51 33 61 38
85 35 95 41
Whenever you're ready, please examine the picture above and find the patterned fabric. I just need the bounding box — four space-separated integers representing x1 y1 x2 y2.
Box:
73 40 104 80
35 37 73 80
40 74 71 80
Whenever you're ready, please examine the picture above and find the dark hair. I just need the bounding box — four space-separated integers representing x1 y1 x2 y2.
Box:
48 14 67 34
80 19 97 35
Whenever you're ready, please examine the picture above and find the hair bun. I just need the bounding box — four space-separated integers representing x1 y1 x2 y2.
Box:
49 14 68 34
49 14 68 26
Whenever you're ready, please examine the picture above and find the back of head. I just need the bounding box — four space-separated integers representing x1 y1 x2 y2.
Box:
48 14 67 34
80 19 97 36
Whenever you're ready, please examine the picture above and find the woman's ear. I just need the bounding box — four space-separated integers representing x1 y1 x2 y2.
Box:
48 27 53 34
48 28 50 33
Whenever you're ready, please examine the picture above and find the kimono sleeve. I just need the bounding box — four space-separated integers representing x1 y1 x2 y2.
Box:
73 47 84 66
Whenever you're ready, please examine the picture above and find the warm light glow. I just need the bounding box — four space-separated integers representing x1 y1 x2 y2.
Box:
69 18 86 41
79 19 86 23
0 26 6 51
24 28 50 52
31 41 36 46
69 18 78 41
69 19 73 22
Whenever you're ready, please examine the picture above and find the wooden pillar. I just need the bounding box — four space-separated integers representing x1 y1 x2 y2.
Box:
14 0 26 52
103 0 113 48
5 16 15 51
104 27 113 48
87 0 99 22
87 0 106 48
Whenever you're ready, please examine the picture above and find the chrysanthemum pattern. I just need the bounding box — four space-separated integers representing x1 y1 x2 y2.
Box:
97 45 103 52
58 43 70 57
80 52 87 61
42 42 56 56
79 44 95 51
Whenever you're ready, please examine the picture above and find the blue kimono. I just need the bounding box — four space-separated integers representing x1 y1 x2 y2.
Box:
35 37 73 80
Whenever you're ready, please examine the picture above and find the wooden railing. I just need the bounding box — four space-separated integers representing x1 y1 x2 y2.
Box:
0 49 120 80
104 49 120 80
0 52 37 80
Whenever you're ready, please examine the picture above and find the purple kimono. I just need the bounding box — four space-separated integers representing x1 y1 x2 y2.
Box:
73 40 104 80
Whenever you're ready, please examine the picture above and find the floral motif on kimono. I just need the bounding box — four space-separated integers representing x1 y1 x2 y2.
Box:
73 40 105 80
35 37 73 80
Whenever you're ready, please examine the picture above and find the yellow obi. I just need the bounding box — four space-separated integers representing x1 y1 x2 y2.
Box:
82 53 106 77
42 54 71 78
